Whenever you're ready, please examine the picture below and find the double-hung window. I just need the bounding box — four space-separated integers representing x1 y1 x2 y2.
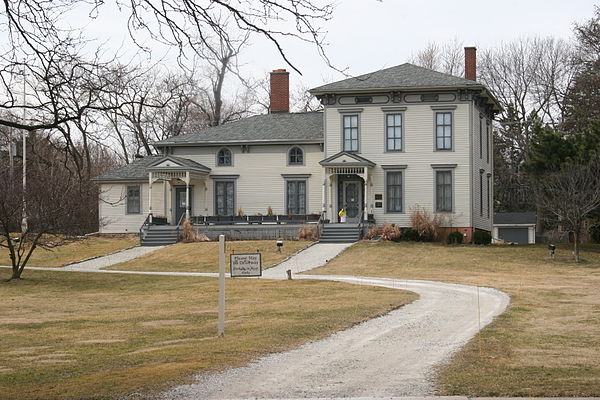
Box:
435 112 452 150
435 170 452 212
342 115 359 152
215 181 235 215
286 180 306 214
386 171 403 213
386 114 402 151
126 185 141 214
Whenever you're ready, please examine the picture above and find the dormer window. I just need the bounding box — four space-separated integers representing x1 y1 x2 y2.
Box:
217 148 232 166
288 147 304 165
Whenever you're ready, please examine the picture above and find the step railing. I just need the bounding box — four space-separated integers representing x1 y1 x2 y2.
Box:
139 213 153 241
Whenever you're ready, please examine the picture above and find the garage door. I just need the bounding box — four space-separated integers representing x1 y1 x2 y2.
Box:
498 227 529 243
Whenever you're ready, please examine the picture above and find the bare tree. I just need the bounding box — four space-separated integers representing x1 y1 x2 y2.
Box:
0 0 335 132
0 133 117 280
533 157 600 262
291 83 323 112
409 39 464 76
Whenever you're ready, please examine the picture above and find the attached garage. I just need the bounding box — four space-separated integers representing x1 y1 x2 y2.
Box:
493 212 536 244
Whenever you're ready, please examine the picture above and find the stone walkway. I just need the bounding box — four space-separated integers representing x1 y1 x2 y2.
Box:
63 245 166 271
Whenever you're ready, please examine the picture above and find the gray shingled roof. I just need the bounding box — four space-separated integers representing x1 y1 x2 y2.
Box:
494 212 537 225
310 63 482 93
154 111 323 146
92 155 210 182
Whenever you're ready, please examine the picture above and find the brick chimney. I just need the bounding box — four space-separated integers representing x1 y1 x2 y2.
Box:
464 47 477 81
270 69 289 113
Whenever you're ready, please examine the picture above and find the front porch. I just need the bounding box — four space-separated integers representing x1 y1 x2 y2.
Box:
319 151 376 225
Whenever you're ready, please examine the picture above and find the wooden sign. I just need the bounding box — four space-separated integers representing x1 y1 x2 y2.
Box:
230 253 262 277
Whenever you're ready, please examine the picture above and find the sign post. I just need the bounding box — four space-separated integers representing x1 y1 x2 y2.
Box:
218 234 225 336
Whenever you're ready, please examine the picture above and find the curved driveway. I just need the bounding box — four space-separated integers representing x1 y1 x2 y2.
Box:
8 242 509 398
164 260 509 399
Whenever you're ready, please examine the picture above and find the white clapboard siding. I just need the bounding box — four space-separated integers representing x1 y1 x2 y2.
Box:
325 103 472 227
99 183 148 233
173 144 323 215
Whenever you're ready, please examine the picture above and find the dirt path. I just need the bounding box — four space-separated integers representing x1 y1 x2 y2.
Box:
163 275 509 399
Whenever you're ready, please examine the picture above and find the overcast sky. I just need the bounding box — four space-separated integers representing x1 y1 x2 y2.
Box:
80 0 597 91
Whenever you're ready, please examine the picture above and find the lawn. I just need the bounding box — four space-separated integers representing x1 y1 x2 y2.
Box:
107 240 312 272
0 270 415 399
310 241 600 396
0 235 139 268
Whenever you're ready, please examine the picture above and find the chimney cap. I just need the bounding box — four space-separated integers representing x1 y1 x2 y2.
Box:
271 68 288 73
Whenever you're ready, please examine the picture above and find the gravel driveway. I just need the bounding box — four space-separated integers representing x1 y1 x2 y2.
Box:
163 274 509 399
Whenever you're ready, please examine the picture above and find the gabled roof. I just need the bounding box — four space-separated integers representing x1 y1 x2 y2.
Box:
147 155 211 173
494 212 537 225
92 155 210 182
319 151 376 167
154 111 323 147
310 63 483 93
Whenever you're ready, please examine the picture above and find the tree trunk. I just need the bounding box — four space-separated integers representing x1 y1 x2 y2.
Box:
573 229 580 262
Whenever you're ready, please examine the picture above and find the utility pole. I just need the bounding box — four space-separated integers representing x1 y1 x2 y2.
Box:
21 60 27 235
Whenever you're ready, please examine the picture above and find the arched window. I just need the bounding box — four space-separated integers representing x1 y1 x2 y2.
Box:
217 148 232 166
288 147 303 165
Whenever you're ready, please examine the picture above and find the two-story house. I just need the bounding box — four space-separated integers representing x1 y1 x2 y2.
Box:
93 47 500 243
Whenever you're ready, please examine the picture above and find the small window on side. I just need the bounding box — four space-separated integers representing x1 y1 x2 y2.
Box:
217 148 232 166
288 147 303 165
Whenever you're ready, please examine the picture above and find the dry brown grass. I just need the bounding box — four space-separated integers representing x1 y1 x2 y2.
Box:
107 240 312 273
0 235 139 268
310 241 600 396
0 270 415 400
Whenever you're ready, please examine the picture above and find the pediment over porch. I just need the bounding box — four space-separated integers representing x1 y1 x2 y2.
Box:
147 155 211 182
319 151 376 168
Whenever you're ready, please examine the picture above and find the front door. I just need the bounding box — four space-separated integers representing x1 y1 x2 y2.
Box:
342 181 362 223
175 187 192 223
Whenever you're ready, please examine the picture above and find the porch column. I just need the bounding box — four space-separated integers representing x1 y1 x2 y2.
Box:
363 172 368 222
185 171 190 220
329 175 335 223
163 179 168 217
322 175 327 216
204 181 208 215
148 172 153 223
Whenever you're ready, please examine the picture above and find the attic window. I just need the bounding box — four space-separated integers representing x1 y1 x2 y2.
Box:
355 96 373 104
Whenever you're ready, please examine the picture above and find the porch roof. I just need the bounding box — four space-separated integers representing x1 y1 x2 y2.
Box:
92 155 210 183
319 151 376 168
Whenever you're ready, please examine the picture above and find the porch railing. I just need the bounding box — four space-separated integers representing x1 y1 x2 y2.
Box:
190 213 321 226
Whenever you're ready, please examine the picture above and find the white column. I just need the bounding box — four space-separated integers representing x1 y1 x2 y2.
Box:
204 179 208 215
148 172 153 223
322 176 327 217
363 172 368 222
163 179 167 217
185 171 190 220
329 175 335 223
